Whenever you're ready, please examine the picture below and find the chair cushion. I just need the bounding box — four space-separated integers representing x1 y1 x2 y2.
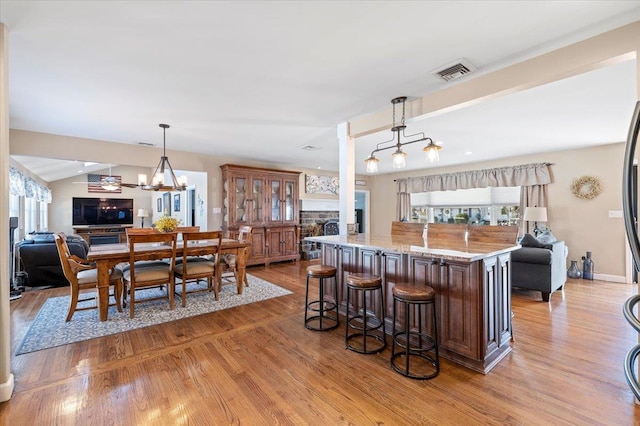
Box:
220 254 237 267
536 230 557 245
121 261 170 272
175 261 215 276
77 267 123 285
123 265 171 283
520 233 552 249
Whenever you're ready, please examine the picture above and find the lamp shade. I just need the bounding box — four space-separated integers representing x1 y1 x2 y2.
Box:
523 207 547 222
137 209 149 218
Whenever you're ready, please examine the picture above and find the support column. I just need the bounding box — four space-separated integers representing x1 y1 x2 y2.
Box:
338 122 355 235
0 22 14 402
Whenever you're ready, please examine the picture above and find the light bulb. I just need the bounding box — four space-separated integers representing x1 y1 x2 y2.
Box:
392 149 407 169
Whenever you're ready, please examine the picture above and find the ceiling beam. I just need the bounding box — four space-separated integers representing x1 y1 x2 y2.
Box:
350 20 640 139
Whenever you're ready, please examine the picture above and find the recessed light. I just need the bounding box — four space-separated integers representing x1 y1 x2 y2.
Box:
465 151 473 155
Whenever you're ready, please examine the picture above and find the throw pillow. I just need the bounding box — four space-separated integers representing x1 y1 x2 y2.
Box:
520 233 550 249
536 230 557 245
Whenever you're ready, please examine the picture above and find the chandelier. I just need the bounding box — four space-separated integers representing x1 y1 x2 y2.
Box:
364 96 441 173
138 124 188 191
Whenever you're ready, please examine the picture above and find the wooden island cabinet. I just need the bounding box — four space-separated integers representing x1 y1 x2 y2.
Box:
307 233 518 374
221 164 300 266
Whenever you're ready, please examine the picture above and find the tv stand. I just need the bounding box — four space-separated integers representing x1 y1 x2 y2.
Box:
73 225 133 245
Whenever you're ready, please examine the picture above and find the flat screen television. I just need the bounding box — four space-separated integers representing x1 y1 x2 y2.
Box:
72 197 134 226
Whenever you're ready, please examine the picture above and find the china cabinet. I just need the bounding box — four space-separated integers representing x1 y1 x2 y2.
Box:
221 164 300 266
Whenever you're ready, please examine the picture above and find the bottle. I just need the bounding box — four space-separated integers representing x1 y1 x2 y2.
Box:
582 251 594 280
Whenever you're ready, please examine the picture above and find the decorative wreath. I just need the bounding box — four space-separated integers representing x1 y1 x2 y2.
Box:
571 175 602 200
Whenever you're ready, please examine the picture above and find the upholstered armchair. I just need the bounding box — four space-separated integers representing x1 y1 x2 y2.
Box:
511 234 567 302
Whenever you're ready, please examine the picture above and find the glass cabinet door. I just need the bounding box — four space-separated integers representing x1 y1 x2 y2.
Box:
235 177 247 223
284 180 294 221
251 177 263 223
271 180 280 221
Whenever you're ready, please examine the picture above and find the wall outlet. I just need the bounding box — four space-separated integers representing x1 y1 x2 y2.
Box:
213 207 221 214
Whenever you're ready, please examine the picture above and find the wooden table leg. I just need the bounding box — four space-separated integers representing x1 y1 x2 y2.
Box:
96 261 110 321
236 248 246 295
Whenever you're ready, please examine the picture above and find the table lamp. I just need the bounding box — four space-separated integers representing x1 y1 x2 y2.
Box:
523 206 547 236
137 209 149 228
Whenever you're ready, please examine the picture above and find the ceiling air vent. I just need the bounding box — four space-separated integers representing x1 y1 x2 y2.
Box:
432 59 476 82
299 144 320 151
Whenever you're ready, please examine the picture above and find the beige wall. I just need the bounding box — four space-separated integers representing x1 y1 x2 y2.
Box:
369 142 627 279
10 130 369 232
49 165 155 234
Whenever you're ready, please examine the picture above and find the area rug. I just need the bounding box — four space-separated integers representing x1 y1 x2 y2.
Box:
16 274 292 355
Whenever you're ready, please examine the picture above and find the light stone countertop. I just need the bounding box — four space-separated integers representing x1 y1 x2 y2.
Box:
305 234 520 262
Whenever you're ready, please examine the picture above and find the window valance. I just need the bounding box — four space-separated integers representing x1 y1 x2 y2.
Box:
10 166 52 203
396 162 551 194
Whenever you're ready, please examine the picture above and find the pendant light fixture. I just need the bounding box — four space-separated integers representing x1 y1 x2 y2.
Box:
138 124 188 191
364 96 441 173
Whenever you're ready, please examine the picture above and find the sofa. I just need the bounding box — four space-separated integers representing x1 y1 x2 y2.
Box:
17 232 89 287
511 233 567 302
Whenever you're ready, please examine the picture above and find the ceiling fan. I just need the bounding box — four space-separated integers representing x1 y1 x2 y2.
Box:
73 164 139 191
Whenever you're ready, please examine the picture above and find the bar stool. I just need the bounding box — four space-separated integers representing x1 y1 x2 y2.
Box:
391 283 439 379
304 264 339 331
345 273 387 354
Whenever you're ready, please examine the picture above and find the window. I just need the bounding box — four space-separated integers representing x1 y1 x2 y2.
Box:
24 197 37 233
410 187 521 226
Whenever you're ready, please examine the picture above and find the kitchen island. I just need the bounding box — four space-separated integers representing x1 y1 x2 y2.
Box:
305 232 520 374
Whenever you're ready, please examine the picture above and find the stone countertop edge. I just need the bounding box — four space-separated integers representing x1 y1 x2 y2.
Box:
305 234 521 262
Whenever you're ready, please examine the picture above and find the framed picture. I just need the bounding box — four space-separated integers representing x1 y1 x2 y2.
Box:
174 194 181 212
305 174 339 195
157 198 162 213
163 192 171 216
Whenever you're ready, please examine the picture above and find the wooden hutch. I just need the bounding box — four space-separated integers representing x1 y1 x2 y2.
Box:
221 164 300 266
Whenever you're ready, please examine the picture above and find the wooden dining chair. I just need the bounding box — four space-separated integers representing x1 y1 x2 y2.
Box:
54 233 123 321
220 225 253 288
123 232 177 318
174 231 223 306
175 226 200 238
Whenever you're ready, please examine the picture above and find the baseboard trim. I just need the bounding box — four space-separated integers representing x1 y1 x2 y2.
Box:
0 373 14 402
593 273 628 283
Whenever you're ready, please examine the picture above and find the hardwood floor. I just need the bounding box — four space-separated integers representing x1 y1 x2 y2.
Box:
2 260 640 424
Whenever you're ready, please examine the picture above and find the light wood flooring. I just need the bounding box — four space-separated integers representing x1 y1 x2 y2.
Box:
2 260 640 425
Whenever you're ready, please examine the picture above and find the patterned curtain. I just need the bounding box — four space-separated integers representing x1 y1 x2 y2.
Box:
9 166 52 203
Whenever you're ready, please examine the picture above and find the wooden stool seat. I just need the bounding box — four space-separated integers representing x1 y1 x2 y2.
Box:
345 273 386 354
304 264 339 331
392 284 435 301
346 273 382 289
391 283 439 380
307 264 337 279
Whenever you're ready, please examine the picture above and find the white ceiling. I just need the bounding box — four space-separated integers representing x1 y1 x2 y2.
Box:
2 1 640 180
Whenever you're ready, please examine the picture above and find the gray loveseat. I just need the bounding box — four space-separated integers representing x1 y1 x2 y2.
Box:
511 235 566 302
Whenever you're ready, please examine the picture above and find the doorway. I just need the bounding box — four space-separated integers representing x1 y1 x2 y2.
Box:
355 190 370 234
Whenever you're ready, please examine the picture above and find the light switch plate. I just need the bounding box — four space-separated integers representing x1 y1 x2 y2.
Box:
608 210 623 218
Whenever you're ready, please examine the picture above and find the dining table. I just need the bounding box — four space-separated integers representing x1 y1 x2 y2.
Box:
87 238 250 321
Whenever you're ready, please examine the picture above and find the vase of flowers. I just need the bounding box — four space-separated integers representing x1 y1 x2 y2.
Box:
154 216 179 233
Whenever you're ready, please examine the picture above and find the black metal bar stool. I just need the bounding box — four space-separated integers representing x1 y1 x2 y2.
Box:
345 273 387 354
304 264 339 331
391 283 439 379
